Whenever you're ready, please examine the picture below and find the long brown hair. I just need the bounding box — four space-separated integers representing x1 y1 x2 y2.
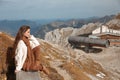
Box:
13 25 30 52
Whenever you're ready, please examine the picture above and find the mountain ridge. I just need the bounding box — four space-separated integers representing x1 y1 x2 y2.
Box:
0 13 120 79
35 15 114 39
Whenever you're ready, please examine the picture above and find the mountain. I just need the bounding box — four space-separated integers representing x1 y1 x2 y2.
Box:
1 13 120 80
0 32 120 80
106 13 120 30
34 19 58 25
0 20 41 36
0 19 59 37
0 15 114 38
44 13 120 47
44 23 98 47
35 15 114 39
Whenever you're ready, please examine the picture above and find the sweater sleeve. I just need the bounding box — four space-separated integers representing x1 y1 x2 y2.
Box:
29 35 40 49
15 40 27 71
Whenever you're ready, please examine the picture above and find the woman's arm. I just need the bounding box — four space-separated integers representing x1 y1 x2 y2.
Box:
15 40 27 72
29 35 40 49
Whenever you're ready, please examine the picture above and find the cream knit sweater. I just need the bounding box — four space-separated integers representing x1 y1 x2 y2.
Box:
15 35 40 71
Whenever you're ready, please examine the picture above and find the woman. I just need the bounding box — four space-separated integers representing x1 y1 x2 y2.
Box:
13 25 49 75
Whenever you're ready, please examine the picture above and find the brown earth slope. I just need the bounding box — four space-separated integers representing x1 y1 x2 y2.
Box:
0 32 119 80
0 32 14 80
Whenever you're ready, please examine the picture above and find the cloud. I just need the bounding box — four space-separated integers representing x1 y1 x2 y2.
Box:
0 0 120 20
0 0 12 6
117 0 120 3
0 0 4 4
117 0 120 5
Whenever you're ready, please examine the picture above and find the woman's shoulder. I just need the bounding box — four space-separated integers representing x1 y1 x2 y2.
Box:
17 40 26 47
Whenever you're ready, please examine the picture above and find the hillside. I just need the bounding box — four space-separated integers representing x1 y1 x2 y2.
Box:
0 15 114 38
106 13 120 30
35 15 114 38
43 13 120 80
0 32 14 80
38 39 117 80
0 31 120 80
0 14 119 80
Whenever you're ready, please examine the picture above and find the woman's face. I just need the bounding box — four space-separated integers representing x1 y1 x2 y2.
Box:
24 29 30 38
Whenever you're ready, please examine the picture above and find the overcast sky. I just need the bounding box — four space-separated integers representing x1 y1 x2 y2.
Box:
0 0 120 20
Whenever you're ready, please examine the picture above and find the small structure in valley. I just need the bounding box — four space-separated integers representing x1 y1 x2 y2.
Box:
90 25 120 46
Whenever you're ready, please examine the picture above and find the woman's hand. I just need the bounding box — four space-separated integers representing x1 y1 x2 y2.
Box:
23 28 31 38
15 70 20 73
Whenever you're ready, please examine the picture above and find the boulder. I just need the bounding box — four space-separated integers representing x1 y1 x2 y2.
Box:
16 71 42 80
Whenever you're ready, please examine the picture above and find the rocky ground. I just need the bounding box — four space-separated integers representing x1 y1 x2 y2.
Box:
0 31 120 80
39 39 120 80
0 14 120 79
87 46 120 79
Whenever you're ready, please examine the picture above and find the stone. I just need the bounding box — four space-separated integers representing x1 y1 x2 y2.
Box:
16 71 42 80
